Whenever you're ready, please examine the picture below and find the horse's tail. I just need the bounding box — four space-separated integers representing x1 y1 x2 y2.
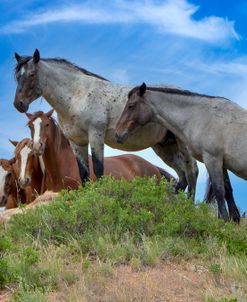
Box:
204 176 215 203
156 166 175 181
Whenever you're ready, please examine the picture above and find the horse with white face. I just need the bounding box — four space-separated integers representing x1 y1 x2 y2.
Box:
13 49 198 195
115 83 241 222
10 139 44 200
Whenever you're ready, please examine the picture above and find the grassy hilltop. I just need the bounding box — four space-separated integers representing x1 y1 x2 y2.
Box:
0 177 246 301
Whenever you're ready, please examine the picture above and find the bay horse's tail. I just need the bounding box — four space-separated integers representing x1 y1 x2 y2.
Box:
204 176 215 204
156 166 175 181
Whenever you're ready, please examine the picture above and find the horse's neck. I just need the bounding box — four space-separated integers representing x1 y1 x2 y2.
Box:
39 61 103 116
149 91 198 141
42 125 71 184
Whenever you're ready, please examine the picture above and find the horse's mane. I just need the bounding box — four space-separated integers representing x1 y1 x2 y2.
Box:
27 111 70 152
49 117 71 152
128 85 224 100
15 56 108 82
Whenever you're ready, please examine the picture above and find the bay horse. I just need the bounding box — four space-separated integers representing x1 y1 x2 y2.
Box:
25 110 175 191
115 83 242 222
13 49 198 195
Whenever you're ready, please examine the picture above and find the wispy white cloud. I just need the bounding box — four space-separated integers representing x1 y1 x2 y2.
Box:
0 0 239 44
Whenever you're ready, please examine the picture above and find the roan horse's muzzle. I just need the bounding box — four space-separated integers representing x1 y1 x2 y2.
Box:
115 131 129 144
13 99 29 113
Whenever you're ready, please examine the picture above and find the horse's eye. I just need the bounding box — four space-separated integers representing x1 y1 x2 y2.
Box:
45 123 49 128
29 73 35 77
128 104 135 109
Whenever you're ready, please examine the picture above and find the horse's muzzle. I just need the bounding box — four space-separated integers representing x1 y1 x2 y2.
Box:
115 132 128 144
18 176 31 188
13 100 29 113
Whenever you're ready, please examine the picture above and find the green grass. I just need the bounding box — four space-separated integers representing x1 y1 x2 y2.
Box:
0 177 246 300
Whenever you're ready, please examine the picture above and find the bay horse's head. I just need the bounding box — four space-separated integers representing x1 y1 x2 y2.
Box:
13 49 42 113
115 83 153 143
0 158 16 206
10 139 36 188
26 109 54 155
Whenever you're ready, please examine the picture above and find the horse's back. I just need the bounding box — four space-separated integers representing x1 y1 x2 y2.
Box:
103 154 161 181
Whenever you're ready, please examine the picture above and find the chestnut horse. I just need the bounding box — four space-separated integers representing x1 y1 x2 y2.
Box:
0 139 45 209
25 110 174 191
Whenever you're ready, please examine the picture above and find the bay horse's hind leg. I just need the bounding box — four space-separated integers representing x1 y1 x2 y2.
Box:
223 169 240 223
203 154 229 222
70 142 90 183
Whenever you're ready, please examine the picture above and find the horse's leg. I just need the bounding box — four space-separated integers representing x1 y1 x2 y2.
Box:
88 129 104 179
176 139 198 200
70 142 89 183
203 154 229 221
223 169 240 223
204 177 214 204
153 135 188 192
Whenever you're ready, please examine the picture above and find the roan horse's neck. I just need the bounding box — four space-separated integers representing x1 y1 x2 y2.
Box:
148 90 198 143
38 60 102 117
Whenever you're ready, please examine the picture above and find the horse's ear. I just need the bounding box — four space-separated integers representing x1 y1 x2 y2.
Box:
25 112 33 120
14 52 21 62
33 49 40 64
9 139 19 147
9 157 16 165
46 109 54 118
139 82 147 97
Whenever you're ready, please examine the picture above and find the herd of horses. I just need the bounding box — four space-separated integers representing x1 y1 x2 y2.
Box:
1 48 245 223
0 110 174 209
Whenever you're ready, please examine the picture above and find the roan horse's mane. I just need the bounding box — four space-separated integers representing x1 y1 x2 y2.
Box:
15 56 108 82
27 111 70 152
128 85 226 100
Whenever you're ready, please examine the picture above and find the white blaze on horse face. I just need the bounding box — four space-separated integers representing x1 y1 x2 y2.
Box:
33 117 42 144
0 166 8 194
20 145 31 181
20 66 25 76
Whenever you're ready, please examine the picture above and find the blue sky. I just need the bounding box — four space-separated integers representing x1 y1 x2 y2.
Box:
0 0 247 211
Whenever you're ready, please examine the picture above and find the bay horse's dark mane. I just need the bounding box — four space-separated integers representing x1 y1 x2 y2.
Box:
15 56 108 82
27 111 70 152
128 85 225 100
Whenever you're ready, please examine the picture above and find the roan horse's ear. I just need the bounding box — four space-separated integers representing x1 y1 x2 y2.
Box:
46 109 54 118
14 52 21 62
139 82 147 97
9 139 19 147
33 49 40 64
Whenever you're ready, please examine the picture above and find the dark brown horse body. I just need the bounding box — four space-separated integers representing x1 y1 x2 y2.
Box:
26 111 174 191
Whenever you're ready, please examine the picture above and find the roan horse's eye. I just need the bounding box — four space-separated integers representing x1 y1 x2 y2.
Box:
128 104 135 109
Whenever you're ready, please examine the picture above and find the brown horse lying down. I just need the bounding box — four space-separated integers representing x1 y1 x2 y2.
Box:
24 110 174 192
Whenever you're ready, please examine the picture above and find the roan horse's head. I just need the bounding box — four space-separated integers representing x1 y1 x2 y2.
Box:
26 109 54 156
115 83 153 144
10 139 36 188
0 158 16 206
13 49 42 113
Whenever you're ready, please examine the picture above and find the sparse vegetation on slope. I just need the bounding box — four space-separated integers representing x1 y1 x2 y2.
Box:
0 177 246 301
